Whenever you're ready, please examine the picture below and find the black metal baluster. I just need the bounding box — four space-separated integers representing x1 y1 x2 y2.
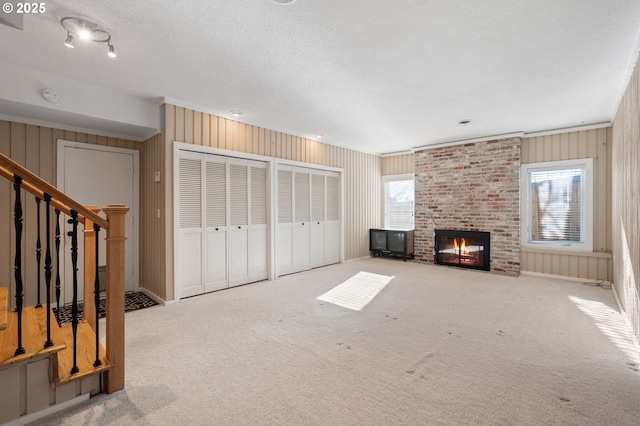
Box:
35 197 42 308
55 209 61 326
69 210 80 374
13 175 25 356
93 224 102 367
43 194 53 348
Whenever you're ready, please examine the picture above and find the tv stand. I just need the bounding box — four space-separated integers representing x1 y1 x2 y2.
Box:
369 228 415 261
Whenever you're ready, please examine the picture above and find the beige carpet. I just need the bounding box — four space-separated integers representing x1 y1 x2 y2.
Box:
36 258 640 425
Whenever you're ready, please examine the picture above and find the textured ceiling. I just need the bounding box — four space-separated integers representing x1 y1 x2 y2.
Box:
1 0 640 154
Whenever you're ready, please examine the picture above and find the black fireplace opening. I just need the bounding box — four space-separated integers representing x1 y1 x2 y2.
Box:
434 229 490 271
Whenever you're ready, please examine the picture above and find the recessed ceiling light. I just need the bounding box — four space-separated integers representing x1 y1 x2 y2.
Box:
272 0 296 4
459 120 471 125
314 133 324 139
229 110 243 118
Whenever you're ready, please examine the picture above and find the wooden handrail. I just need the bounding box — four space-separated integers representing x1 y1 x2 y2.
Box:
0 153 108 230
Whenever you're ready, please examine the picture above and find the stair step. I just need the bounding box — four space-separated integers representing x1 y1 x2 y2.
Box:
55 319 112 385
0 287 7 331
0 306 66 368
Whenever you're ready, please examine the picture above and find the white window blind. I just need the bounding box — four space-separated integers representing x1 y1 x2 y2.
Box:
521 159 593 250
383 175 414 230
529 168 583 243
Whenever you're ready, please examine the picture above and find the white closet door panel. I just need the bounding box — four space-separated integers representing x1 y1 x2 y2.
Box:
277 224 294 275
310 222 325 268
292 223 310 272
324 222 340 265
178 232 203 298
250 226 268 280
205 230 227 292
229 227 249 287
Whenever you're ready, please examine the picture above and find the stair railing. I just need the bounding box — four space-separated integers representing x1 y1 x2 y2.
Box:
0 152 127 394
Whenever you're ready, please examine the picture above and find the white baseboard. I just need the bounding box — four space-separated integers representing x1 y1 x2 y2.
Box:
520 270 611 286
5 393 90 426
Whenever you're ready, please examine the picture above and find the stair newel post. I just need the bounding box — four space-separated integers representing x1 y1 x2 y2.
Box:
43 193 53 348
54 209 61 326
93 223 102 368
13 175 25 356
102 204 128 394
69 209 80 375
35 197 42 308
83 206 101 331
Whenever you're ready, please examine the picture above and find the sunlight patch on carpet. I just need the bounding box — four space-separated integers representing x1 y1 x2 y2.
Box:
317 271 394 311
570 295 640 364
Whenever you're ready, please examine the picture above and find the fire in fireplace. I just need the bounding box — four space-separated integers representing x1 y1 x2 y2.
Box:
434 230 490 271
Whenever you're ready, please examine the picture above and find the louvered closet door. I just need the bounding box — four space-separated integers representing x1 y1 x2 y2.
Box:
249 163 268 282
277 168 294 275
310 173 326 268
204 158 227 292
325 172 340 265
229 160 250 287
177 153 204 298
293 168 311 273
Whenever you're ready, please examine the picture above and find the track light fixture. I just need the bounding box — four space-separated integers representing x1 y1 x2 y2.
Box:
61 17 116 58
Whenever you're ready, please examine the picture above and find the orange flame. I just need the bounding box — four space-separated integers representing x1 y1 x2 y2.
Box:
460 238 467 254
453 238 458 250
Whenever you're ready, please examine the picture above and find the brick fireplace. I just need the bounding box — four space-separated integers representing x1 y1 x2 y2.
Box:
414 138 521 276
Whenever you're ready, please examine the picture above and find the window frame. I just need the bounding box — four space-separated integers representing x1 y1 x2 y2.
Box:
382 173 415 230
520 158 593 252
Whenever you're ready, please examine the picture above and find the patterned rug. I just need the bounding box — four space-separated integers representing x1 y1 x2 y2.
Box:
53 292 158 324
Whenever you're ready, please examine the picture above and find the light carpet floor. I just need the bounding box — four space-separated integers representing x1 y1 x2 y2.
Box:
36 258 640 425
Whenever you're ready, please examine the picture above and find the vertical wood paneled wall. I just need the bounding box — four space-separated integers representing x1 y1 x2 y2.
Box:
612 54 640 341
148 104 381 301
520 128 612 282
0 119 139 308
381 153 415 176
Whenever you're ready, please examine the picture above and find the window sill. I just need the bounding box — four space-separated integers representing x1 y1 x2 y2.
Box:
520 245 611 258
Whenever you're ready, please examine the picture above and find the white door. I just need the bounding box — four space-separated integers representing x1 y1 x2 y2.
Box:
310 173 325 268
292 169 311 273
204 158 227 292
277 168 294 275
229 161 250 287
58 142 139 305
249 164 268 282
177 153 204 298
176 151 269 296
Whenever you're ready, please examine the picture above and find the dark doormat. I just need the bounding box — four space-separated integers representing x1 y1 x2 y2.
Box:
52 292 158 324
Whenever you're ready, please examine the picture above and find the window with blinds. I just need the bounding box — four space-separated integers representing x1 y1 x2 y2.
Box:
383 174 414 230
521 159 593 250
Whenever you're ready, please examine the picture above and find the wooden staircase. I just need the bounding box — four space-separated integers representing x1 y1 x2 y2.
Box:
0 298 112 385
1 151 129 424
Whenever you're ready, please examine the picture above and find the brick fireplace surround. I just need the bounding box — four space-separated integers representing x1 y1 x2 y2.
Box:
414 138 521 276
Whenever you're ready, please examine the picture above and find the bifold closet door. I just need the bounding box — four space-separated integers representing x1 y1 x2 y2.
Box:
277 168 294 275
310 173 326 268
250 164 268 282
292 169 311 273
178 152 269 297
204 158 227 292
177 154 204 298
